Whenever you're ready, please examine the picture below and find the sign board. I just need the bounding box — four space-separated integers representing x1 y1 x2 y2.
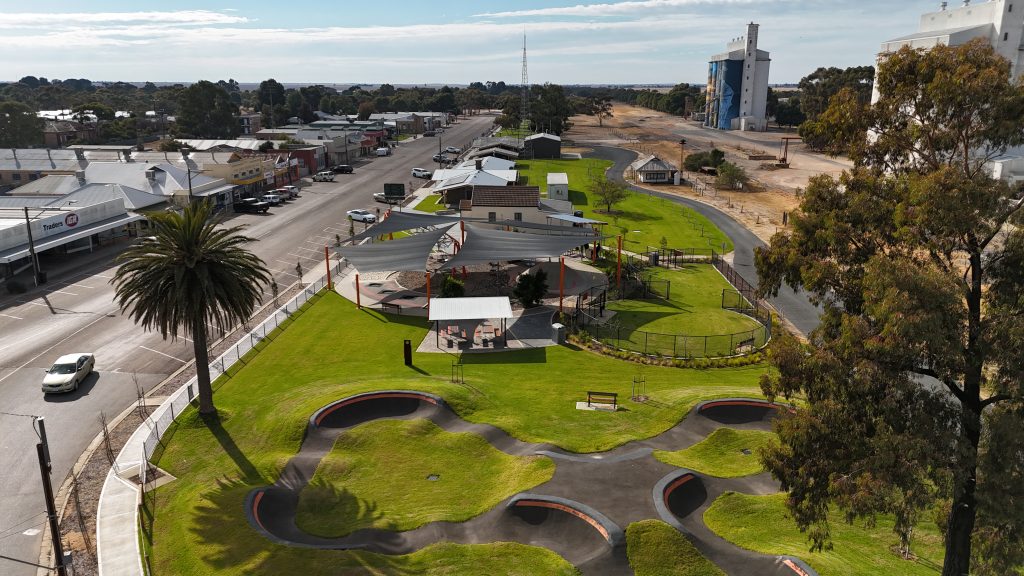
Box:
383 183 406 200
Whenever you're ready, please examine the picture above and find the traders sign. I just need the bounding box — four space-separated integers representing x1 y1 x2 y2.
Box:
38 211 81 238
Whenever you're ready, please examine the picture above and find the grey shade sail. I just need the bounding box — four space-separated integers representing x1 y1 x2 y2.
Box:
439 223 599 270
336 226 453 272
491 220 599 234
348 211 470 243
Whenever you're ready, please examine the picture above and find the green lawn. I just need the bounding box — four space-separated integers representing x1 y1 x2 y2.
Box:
654 428 777 477
626 520 726 576
147 292 768 574
600 265 766 357
295 419 554 537
414 194 447 213
704 493 945 576
516 158 733 253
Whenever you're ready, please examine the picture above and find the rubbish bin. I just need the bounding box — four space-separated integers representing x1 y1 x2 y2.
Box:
551 323 566 344
649 252 660 266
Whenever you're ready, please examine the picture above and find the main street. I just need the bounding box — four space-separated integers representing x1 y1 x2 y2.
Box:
0 114 492 575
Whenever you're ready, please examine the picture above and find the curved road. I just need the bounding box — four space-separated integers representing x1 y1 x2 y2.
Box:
586 146 820 336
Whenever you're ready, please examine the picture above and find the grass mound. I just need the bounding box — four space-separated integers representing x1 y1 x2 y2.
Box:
295 419 554 536
626 519 725 576
704 492 945 576
654 428 776 478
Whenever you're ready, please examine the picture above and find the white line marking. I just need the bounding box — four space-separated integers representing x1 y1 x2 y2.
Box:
93 274 113 279
0 312 23 320
294 246 319 252
17 300 49 308
310 235 332 241
0 310 112 385
324 226 345 233
51 290 78 296
275 259 299 266
65 283 94 289
139 346 187 363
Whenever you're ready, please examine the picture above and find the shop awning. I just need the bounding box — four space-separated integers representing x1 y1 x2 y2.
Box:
0 213 145 263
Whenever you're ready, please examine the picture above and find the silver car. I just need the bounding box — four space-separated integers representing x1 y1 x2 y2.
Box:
42 353 95 393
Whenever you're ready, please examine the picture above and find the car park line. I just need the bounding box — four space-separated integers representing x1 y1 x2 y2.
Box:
50 290 78 296
0 312 23 320
294 246 320 253
63 282 95 289
17 300 50 308
138 346 187 363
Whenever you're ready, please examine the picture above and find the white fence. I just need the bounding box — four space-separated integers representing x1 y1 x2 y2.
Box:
99 260 345 576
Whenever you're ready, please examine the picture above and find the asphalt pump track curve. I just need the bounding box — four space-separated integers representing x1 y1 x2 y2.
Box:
245 391 817 576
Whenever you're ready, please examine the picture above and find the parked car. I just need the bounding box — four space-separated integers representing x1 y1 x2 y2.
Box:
347 209 376 223
262 193 283 206
432 153 448 163
374 192 405 204
281 185 299 199
333 164 354 174
411 167 432 179
423 131 436 137
444 146 462 154
313 171 335 182
42 353 94 393
375 147 391 156
234 198 270 213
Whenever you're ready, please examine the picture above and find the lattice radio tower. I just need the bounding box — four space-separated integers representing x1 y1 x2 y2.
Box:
520 32 529 138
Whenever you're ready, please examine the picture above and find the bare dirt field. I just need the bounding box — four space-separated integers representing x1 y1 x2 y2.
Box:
565 104 854 242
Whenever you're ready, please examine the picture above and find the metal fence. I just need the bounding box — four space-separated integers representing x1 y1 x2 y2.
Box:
137 259 346 495
571 248 772 359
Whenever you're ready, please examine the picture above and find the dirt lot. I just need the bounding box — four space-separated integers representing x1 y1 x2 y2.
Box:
565 104 853 243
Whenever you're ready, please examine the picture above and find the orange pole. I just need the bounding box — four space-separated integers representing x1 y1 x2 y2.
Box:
559 257 565 314
324 246 332 290
388 232 393 240
425 272 431 316
616 235 623 289
460 220 465 244
355 273 361 309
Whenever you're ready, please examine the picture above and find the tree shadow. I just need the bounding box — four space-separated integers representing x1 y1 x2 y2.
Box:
184 476 413 574
202 412 263 484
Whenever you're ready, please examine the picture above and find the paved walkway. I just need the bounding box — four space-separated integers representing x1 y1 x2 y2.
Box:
246 392 816 576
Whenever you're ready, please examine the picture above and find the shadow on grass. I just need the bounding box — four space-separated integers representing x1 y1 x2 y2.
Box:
604 309 688 333
185 477 413 574
202 412 263 484
459 347 547 365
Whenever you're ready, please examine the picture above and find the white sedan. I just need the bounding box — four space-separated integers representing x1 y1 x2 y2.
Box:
42 353 95 393
444 146 462 154
347 209 377 223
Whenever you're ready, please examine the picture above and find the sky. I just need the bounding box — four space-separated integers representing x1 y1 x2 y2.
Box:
0 0 936 85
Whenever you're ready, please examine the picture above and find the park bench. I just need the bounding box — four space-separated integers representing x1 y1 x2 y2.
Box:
586 391 618 411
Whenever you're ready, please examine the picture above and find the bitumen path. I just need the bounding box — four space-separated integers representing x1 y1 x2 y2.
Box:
245 393 817 576
585 146 822 337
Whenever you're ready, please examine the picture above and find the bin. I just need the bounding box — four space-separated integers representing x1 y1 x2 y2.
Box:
551 323 566 344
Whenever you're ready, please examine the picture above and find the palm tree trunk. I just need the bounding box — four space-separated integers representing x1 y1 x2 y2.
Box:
192 316 215 415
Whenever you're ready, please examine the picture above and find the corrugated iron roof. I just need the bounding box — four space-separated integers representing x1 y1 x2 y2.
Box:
471 186 539 208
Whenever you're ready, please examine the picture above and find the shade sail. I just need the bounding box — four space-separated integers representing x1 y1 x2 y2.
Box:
439 223 599 270
336 226 452 272
349 211 468 243
428 297 513 321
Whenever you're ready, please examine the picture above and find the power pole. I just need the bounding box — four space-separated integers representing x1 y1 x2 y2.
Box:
23 207 43 286
35 418 67 576
520 31 530 142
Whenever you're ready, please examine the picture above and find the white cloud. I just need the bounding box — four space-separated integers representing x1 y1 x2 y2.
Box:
475 0 778 18
0 10 250 28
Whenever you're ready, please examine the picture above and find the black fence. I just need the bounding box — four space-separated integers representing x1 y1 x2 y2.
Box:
570 247 773 359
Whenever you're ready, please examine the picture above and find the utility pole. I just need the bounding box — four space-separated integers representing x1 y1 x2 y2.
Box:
35 418 67 576
23 207 43 286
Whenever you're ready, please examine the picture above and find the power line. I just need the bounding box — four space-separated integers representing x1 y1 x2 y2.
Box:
0 411 40 419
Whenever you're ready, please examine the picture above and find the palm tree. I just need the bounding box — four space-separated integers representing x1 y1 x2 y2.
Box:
113 200 271 415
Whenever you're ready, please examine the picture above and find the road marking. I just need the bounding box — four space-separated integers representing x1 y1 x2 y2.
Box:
275 258 300 266
139 346 187 363
51 290 78 296
0 312 23 320
64 282 94 289
0 309 113 385
310 235 332 242
324 226 346 233
174 333 194 343
93 274 114 279
294 246 319 253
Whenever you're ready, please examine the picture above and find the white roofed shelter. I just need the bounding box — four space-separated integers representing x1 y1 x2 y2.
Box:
428 296 513 347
